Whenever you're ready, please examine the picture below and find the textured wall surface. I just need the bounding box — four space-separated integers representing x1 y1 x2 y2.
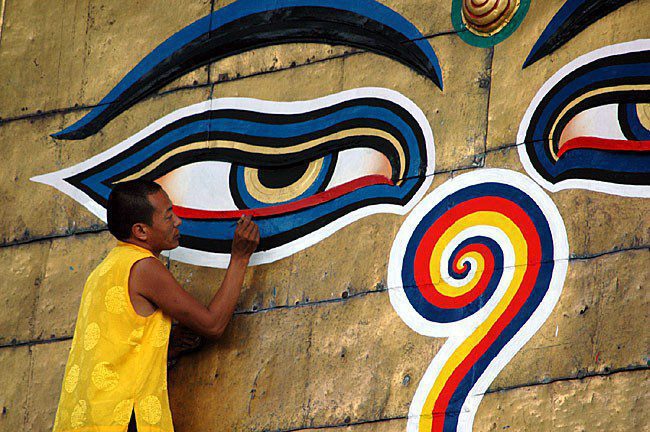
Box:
0 1 648 431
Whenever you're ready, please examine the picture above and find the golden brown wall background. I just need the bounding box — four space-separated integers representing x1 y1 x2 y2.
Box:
0 0 648 431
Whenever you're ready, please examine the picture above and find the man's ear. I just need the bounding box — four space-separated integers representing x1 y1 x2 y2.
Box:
132 223 148 241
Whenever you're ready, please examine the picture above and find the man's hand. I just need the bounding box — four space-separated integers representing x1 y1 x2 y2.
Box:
231 215 260 261
168 324 203 369
130 215 260 339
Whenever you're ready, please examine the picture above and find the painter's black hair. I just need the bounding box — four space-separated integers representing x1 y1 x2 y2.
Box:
107 180 163 241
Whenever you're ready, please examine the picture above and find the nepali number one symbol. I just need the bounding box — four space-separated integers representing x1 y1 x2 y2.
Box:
388 169 569 432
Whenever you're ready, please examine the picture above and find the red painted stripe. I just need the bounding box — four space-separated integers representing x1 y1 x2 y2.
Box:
433 259 541 432
557 136 650 158
172 175 393 219
413 197 513 309
429 198 542 432
414 239 494 309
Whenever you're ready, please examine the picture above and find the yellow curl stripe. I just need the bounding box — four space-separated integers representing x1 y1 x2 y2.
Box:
428 212 527 298
419 211 528 430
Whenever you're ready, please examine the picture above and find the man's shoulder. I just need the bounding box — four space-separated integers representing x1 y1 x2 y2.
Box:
132 255 164 270
129 256 174 300
130 255 169 281
87 245 156 282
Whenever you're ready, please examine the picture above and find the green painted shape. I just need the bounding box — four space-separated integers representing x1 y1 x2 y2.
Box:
451 0 530 47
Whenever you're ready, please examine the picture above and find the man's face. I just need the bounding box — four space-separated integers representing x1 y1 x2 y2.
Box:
145 189 182 251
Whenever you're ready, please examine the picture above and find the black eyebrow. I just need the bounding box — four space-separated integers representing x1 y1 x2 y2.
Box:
523 0 635 68
52 0 442 141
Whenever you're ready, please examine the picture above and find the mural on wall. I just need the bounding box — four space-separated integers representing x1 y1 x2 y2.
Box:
388 169 569 432
51 0 442 141
382 2 647 430
24 0 646 429
451 0 530 47
33 88 435 267
33 0 444 267
518 39 650 197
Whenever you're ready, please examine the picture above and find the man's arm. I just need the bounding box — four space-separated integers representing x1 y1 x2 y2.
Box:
129 216 260 339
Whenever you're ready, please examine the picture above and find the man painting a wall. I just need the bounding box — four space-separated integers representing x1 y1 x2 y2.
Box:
52 180 260 431
0 0 647 431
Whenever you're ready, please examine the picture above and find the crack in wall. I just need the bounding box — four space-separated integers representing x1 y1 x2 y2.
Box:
480 46 494 167
21 346 35 431
207 0 216 86
484 364 648 395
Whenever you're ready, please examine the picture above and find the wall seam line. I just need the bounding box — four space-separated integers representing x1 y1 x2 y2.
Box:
212 359 647 432
0 29 458 125
0 227 108 248
2 238 647 348
484 364 649 395
252 415 408 432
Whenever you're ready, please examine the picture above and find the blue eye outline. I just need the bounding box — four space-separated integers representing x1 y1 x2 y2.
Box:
33 88 435 268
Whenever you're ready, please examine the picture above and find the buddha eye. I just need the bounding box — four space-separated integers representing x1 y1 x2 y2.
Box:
158 147 393 215
518 39 650 197
33 88 435 267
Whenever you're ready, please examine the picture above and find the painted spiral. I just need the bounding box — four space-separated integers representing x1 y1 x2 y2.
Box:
461 0 520 36
388 169 568 432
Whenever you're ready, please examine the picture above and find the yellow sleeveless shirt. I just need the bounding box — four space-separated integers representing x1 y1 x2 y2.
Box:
53 241 174 432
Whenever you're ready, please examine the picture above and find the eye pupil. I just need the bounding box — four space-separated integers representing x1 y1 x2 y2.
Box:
257 161 311 189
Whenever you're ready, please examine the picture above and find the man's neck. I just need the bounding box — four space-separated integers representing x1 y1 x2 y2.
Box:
122 238 161 257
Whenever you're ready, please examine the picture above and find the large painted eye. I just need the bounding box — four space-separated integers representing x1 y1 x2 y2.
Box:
517 39 649 197
33 88 434 267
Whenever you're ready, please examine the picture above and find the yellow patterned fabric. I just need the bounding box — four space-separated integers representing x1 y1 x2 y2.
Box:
53 242 173 432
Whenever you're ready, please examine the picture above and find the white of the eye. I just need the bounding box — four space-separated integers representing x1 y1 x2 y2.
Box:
558 104 627 147
155 161 238 211
327 147 393 190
